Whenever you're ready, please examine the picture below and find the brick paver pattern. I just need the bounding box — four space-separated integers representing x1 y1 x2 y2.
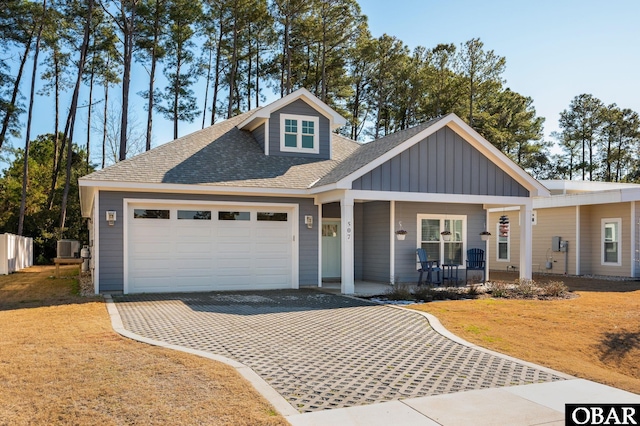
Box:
114 290 565 413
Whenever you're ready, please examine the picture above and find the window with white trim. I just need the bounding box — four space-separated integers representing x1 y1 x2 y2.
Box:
496 222 510 261
602 218 621 265
417 214 466 266
280 114 319 153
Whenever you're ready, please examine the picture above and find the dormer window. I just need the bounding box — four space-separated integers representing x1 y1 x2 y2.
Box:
281 114 319 154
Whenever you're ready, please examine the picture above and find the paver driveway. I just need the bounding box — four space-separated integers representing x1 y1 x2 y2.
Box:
113 290 565 413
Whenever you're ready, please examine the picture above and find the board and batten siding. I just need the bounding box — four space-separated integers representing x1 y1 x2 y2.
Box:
352 127 529 197
97 191 318 292
361 201 390 282
268 99 331 159
393 202 485 283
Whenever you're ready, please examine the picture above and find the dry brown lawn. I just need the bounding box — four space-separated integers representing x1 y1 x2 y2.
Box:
410 272 640 395
0 266 289 426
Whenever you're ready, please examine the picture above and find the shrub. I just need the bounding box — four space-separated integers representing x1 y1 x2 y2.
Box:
515 278 539 298
487 281 511 298
412 286 434 302
384 283 413 301
465 284 482 298
540 280 568 298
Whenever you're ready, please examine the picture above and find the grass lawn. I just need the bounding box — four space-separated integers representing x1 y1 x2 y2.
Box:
410 272 640 394
0 266 289 426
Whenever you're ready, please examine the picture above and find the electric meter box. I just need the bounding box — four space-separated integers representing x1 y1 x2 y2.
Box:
552 236 562 252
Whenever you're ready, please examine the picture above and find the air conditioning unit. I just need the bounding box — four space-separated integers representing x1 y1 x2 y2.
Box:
57 240 81 259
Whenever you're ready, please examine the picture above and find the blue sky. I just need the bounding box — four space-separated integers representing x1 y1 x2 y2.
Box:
3 0 639 168
358 0 640 140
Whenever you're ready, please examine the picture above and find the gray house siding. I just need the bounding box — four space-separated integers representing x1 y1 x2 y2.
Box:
362 201 391 282
98 191 318 292
352 127 529 197
269 99 331 159
392 202 485 283
253 122 265 151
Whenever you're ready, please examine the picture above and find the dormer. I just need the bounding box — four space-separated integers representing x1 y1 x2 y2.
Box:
238 88 346 160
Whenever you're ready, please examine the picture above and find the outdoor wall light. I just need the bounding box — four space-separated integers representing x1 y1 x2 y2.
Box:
305 215 313 229
106 210 117 226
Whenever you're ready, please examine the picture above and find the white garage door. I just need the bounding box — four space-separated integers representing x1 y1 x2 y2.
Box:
126 203 295 293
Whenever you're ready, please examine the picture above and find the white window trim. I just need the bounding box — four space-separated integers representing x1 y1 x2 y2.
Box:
496 222 510 262
417 214 467 267
601 218 622 266
280 113 320 154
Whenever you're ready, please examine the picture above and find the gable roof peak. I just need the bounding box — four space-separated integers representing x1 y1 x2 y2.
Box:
237 88 347 131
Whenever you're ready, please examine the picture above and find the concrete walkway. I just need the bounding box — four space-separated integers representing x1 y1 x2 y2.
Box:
107 290 640 425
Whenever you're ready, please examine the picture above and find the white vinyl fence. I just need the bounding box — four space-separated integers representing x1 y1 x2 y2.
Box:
0 233 33 275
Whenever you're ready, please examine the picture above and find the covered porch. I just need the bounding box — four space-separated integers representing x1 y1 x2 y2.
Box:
314 193 536 294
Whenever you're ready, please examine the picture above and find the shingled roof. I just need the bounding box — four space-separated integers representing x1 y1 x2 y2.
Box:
83 110 361 189
81 106 450 192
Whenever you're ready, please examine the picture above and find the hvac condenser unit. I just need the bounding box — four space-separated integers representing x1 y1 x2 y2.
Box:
57 239 81 259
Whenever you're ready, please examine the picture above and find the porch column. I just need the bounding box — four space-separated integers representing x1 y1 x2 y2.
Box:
340 196 355 294
519 201 533 280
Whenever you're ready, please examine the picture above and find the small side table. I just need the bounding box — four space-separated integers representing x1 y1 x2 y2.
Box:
441 263 459 286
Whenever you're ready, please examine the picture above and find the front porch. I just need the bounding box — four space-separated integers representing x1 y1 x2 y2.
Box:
316 198 534 294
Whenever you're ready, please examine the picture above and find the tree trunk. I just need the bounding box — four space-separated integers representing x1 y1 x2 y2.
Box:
227 14 238 119
60 0 93 233
47 48 62 210
210 7 224 125
173 43 181 139
255 38 260 107
119 3 136 162
146 0 162 150
102 80 109 168
18 0 46 235
201 41 212 129
0 31 34 150
86 44 96 174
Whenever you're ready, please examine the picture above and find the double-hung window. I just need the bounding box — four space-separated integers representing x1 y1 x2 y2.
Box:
602 218 621 265
417 214 466 266
280 114 319 153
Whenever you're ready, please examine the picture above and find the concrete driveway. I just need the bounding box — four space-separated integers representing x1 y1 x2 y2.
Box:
112 289 566 414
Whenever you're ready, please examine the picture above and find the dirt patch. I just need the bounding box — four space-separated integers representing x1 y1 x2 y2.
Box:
0 266 289 425
410 274 640 394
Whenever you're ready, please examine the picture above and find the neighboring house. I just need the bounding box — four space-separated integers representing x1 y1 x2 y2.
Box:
487 180 640 278
78 88 549 294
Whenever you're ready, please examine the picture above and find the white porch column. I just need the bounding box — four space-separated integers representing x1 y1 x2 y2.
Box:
340 195 355 294
519 201 533 279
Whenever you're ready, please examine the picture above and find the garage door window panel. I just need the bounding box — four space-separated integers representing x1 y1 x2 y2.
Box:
257 212 288 221
178 210 211 220
219 211 250 221
134 209 170 219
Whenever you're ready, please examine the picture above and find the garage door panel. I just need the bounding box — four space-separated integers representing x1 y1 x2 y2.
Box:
128 204 294 293
175 242 214 254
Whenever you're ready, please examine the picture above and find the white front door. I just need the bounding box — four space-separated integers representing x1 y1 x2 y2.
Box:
322 220 341 278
